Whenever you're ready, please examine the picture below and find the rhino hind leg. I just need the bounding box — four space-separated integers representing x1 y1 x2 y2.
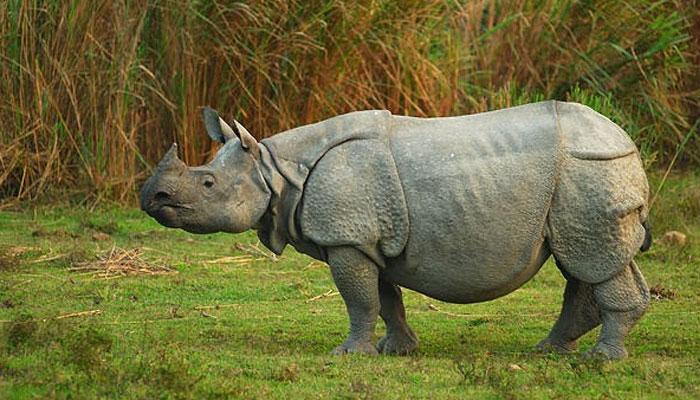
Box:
537 276 600 354
327 246 380 356
586 260 649 359
544 152 650 358
376 279 418 355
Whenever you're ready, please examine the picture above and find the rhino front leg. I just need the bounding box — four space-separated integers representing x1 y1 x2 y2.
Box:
327 247 380 355
377 280 418 355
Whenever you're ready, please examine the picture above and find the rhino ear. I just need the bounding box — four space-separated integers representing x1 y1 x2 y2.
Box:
230 119 260 159
202 106 236 144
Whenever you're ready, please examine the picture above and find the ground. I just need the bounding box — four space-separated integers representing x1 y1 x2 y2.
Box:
0 173 698 399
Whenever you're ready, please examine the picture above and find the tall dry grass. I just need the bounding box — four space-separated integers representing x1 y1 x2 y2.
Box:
0 0 698 204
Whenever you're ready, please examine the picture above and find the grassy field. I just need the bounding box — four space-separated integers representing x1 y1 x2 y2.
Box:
1 2 697 397
0 173 698 399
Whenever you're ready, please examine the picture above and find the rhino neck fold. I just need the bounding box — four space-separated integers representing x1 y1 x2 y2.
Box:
254 144 324 260
252 110 392 261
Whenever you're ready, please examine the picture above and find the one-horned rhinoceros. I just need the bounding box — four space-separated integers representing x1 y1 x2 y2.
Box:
140 101 652 359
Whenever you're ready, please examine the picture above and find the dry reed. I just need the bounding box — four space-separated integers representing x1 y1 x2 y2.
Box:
0 0 697 203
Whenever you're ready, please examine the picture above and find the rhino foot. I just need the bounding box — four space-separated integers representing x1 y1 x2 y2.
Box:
584 342 628 360
535 337 577 354
377 331 418 355
330 340 378 356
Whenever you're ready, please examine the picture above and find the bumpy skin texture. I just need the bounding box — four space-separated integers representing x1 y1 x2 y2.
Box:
302 139 408 267
140 101 651 360
254 110 395 258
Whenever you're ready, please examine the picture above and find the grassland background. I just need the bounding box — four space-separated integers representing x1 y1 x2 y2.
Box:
0 0 699 204
1 1 699 398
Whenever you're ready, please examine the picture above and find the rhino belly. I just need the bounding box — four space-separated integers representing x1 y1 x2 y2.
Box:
385 103 558 303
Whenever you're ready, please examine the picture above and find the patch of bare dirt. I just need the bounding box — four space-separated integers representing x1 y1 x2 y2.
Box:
661 231 688 247
31 227 79 239
0 246 36 271
650 284 677 300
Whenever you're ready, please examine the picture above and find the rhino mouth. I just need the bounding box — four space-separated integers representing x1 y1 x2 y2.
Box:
147 204 192 228
159 204 193 210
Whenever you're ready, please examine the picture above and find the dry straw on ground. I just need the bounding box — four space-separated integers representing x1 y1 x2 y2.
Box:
233 242 279 261
69 246 177 279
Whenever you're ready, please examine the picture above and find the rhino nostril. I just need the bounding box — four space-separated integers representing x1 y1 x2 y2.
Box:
155 191 171 200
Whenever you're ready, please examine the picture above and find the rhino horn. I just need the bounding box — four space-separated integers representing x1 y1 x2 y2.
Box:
155 143 186 173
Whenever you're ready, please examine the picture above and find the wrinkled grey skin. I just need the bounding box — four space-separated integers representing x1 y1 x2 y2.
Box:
141 101 651 359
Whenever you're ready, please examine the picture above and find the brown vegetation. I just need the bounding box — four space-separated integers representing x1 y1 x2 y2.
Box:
0 0 698 203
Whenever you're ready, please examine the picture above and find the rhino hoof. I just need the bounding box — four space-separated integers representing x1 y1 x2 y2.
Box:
584 342 628 360
535 337 577 354
377 333 419 355
330 341 378 356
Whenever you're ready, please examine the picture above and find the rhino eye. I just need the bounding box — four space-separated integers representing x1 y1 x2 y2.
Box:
199 173 216 189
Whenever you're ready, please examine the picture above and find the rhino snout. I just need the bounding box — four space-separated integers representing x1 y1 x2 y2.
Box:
139 178 175 213
139 178 156 212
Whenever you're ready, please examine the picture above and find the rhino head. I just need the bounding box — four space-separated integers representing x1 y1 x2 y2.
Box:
140 108 270 234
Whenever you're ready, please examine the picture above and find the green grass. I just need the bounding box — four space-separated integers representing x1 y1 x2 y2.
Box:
1 173 699 399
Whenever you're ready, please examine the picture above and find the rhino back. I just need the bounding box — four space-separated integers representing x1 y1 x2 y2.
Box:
385 101 560 303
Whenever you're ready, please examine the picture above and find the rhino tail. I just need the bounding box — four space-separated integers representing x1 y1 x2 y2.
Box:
640 219 652 252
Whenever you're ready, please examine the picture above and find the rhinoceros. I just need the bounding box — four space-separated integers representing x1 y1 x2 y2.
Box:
140 101 651 359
